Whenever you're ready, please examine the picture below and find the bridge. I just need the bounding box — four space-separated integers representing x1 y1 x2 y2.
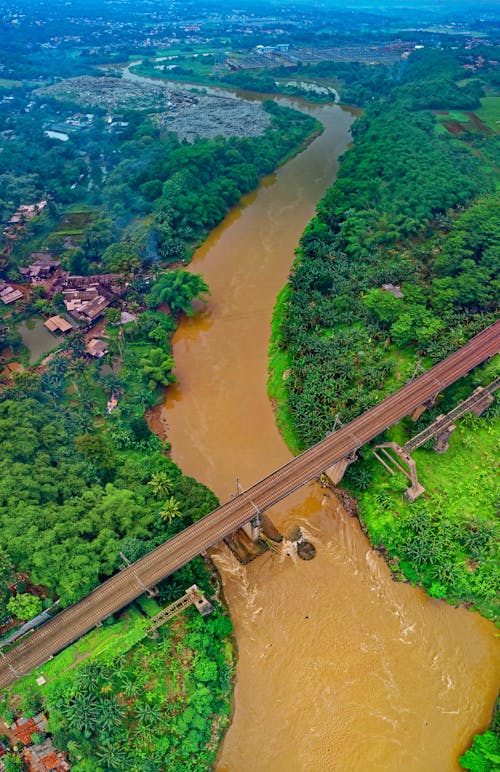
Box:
0 320 498 688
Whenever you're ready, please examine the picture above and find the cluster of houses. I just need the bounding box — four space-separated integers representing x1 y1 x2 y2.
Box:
3 201 48 243
20 252 126 337
0 713 70 772
0 250 130 360
60 274 125 325
19 254 60 282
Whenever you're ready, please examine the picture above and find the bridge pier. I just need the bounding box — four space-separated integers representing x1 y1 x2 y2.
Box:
241 514 262 543
324 451 358 485
434 420 456 453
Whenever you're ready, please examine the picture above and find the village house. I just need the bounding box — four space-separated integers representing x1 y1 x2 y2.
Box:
20 253 61 281
9 714 71 772
86 337 109 358
22 738 71 772
44 315 73 334
3 200 48 244
11 714 48 746
0 282 23 305
62 274 126 325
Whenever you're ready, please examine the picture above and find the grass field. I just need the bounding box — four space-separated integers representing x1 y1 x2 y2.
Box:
0 78 42 89
474 96 500 132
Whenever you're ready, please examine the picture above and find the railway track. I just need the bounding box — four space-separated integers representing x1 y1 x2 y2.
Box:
0 320 498 688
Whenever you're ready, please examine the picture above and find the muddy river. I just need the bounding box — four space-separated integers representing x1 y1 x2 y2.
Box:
155 94 499 770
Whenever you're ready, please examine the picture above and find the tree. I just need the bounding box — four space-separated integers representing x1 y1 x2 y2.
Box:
146 270 209 316
0 546 13 620
3 754 24 772
7 593 43 620
363 288 403 327
75 433 117 479
148 472 173 499
138 348 175 390
101 243 141 275
460 730 500 771
159 496 182 524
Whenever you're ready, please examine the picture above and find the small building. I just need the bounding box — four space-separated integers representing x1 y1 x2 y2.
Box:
62 275 125 325
0 285 23 304
26 254 60 281
22 738 70 772
44 316 73 334
11 714 48 746
86 338 109 358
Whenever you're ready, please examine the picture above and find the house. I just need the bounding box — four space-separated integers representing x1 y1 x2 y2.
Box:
44 316 73 334
11 714 48 746
63 288 111 322
62 274 126 325
381 283 404 299
22 738 70 772
0 285 23 304
25 254 60 281
86 338 109 358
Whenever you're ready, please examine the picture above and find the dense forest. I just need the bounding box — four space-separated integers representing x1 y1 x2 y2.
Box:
273 47 498 446
0 96 318 269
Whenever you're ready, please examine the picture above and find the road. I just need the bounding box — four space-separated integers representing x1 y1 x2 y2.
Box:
1 320 498 688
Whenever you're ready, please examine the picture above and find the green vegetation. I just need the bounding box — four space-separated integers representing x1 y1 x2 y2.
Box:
272 47 498 450
268 285 303 455
460 728 500 772
2 561 234 771
350 391 499 621
474 96 500 132
0 388 218 607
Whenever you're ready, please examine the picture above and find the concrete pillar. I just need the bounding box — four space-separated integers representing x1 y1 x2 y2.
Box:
324 451 358 485
373 443 425 502
187 585 215 617
410 403 427 422
242 514 262 542
434 423 456 453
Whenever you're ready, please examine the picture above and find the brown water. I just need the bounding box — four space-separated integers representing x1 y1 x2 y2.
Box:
159 98 500 771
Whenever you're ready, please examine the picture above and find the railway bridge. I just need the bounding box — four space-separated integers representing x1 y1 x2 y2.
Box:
0 320 498 688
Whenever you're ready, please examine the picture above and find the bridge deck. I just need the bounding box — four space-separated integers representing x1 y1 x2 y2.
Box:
1 320 499 687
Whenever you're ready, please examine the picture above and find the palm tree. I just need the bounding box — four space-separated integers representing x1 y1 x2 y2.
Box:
120 676 137 699
148 471 173 499
135 700 162 726
95 739 130 770
159 496 182 524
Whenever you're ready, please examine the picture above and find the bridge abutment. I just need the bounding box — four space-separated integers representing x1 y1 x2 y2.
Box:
324 451 358 485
